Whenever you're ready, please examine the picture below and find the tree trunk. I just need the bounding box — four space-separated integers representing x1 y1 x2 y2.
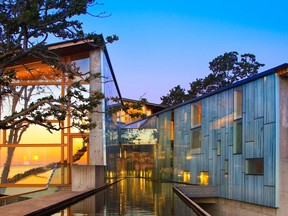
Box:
1 147 16 184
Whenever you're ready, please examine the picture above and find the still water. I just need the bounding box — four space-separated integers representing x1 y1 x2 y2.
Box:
52 178 198 216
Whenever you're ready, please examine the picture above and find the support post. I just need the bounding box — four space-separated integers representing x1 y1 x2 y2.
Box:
72 48 106 191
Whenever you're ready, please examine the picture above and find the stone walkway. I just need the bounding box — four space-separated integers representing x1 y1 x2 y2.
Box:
0 187 103 216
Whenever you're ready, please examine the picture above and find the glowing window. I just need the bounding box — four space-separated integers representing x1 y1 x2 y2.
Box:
199 171 209 185
234 89 242 119
183 171 190 183
233 88 243 154
191 102 202 128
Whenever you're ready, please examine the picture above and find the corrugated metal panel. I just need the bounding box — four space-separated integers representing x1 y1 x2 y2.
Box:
264 74 276 124
254 117 264 158
254 79 264 118
263 185 276 207
264 122 276 186
243 82 255 142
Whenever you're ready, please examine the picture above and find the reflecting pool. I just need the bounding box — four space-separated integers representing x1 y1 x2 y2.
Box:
52 178 198 216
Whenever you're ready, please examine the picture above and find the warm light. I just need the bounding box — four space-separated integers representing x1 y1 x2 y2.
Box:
124 151 126 159
178 170 183 177
186 153 192 160
33 154 39 161
199 171 209 185
183 171 190 183
109 171 114 178
23 154 28 161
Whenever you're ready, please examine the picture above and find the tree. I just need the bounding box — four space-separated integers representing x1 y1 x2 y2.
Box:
188 51 264 98
160 85 187 107
0 0 119 183
161 52 265 107
208 51 265 86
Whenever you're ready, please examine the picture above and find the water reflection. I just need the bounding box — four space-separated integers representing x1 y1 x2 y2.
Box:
53 178 198 216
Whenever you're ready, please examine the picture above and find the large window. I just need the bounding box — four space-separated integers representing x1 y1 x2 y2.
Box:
191 102 202 150
233 89 243 154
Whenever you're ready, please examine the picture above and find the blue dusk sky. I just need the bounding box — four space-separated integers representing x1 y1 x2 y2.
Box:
80 0 287 103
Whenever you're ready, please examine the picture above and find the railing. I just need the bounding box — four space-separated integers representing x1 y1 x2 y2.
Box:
0 163 59 206
173 186 211 216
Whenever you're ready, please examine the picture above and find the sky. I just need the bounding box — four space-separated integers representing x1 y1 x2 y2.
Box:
79 0 287 103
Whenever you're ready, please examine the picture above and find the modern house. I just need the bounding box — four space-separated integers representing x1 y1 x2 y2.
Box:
0 39 122 191
1 37 288 215
116 98 165 124
117 63 288 215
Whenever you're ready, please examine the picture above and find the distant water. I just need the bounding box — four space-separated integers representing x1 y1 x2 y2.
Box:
0 165 51 184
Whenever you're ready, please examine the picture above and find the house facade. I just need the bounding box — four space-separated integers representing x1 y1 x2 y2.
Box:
1 37 288 214
0 39 122 191
117 64 288 215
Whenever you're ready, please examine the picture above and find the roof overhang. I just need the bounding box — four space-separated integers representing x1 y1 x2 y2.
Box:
277 65 288 78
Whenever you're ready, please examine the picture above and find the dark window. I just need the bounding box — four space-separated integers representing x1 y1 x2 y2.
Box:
191 127 201 149
224 159 228 174
233 119 242 154
217 133 221 156
245 158 264 175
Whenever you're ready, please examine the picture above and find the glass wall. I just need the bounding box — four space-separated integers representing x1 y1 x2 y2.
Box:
102 51 123 179
0 49 97 189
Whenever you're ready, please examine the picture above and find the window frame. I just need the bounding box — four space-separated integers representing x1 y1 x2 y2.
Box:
190 102 202 152
245 158 264 175
233 88 243 154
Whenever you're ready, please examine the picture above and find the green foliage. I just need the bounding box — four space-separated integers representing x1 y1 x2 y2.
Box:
0 0 118 132
208 51 264 85
161 52 265 107
160 85 187 107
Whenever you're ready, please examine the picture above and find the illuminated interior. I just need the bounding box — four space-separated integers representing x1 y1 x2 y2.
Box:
199 171 209 185
0 47 92 187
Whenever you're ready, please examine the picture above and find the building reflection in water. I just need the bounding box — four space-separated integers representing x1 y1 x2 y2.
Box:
53 178 198 216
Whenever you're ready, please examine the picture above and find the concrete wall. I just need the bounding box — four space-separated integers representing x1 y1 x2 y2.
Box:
278 78 288 216
72 49 106 191
72 165 105 191
89 49 105 166
199 198 277 216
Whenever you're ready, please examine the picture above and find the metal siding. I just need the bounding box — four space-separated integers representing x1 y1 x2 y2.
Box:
254 78 264 118
264 74 276 124
254 117 264 158
255 176 264 204
243 82 255 142
245 141 255 158
263 186 276 207
201 135 209 171
232 155 243 200
156 72 279 207
264 123 276 186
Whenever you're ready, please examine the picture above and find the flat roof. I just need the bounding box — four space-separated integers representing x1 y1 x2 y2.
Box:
137 63 288 120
